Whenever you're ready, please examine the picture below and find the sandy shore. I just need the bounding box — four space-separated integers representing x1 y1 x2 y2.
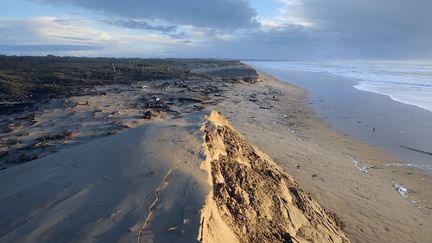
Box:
1 61 431 242
246 63 432 173
0 112 348 242
212 72 432 242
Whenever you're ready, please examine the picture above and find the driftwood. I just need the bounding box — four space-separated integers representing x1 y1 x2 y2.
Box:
140 109 154 119
31 131 74 148
108 104 121 118
112 104 121 114
94 87 107 96
0 101 34 106
400 146 432 156
77 101 89 106
17 112 40 124
12 90 27 97
177 97 203 103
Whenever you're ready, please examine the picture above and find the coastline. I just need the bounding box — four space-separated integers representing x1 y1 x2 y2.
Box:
246 63 432 174
0 59 431 242
0 65 351 242
212 70 432 242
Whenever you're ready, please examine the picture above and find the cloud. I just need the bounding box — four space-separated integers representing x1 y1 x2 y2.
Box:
188 0 432 59
177 25 325 59
0 44 101 53
103 19 177 33
0 18 112 45
3 0 432 59
33 0 258 29
273 0 432 58
102 19 191 40
0 17 111 55
0 17 200 57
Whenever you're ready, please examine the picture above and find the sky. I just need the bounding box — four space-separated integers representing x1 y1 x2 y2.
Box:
0 0 431 59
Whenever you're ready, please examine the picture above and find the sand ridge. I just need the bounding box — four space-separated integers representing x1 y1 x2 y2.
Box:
0 110 351 242
199 111 349 243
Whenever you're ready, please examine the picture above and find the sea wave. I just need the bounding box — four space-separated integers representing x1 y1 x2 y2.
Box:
251 60 432 113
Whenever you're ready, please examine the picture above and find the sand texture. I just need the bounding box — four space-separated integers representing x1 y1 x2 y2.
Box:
1 61 431 242
0 111 349 242
212 72 432 243
199 111 349 243
0 113 209 242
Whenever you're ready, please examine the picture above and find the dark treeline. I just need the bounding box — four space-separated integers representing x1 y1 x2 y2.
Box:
0 55 239 103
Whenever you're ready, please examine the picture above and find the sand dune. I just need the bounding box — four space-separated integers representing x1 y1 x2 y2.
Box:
199 111 348 243
0 111 348 242
0 112 208 242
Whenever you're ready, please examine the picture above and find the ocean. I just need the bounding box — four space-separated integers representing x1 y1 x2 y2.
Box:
249 60 432 113
247 60 432 173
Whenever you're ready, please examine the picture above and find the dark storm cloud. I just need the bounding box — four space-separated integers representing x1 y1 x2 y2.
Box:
33 0 258 29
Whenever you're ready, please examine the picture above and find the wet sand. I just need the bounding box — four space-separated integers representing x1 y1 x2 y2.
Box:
247 63 432 173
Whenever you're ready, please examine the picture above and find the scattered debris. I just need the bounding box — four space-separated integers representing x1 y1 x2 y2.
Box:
167 227 177 232
177 97 203 103
393 182 408 198
31 131 75 148
3 121 15 133
140 109 155 119
345 154 369 173
185 105 205 113
108 104 121 118
77 101 89 106
3 138 19 146
17 112 40 124
182 218 191 225
0 58 259 169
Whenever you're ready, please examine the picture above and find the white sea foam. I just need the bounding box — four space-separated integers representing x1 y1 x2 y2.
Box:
250 60 432 112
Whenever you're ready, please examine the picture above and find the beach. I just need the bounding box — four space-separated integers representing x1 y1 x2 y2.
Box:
213 71 432 242
248 61 432 173
1 59 431 242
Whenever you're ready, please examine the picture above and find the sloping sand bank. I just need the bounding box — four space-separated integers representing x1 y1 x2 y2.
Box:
199 111 348 243
0 111 348 242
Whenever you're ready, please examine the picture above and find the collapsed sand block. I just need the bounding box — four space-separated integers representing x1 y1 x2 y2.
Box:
199 111 349 243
